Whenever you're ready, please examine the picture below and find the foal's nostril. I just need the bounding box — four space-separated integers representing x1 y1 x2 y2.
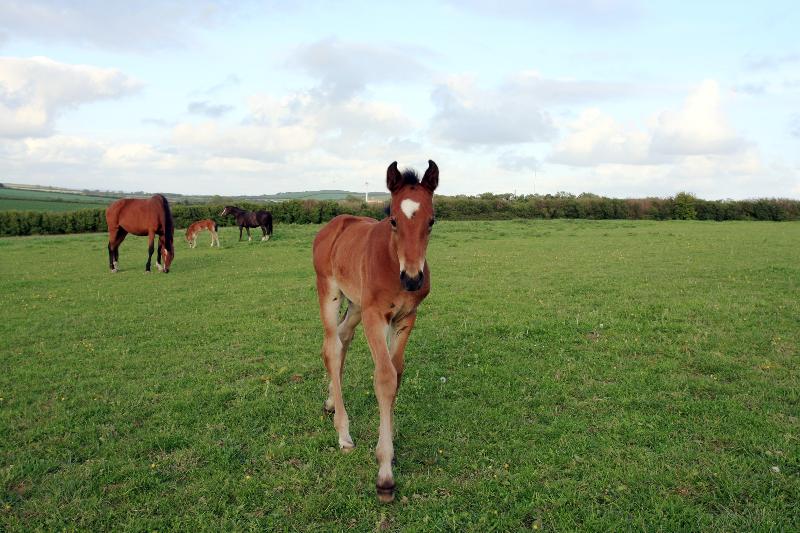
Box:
399 271 424 291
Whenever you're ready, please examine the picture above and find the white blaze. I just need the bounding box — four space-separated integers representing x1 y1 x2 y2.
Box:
400 198 420 219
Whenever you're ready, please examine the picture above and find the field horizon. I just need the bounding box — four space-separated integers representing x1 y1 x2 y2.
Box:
1 220 798 530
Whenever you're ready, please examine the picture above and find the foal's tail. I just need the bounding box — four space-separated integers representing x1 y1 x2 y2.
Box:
213 221 219 232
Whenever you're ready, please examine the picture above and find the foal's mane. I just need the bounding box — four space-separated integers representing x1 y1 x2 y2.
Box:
157 194 174 252
399 168 420 186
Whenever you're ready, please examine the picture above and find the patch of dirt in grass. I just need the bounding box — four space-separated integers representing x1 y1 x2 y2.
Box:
586 331 601 341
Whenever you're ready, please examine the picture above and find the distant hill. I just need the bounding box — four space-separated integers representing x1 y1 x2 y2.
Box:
0 183 390 212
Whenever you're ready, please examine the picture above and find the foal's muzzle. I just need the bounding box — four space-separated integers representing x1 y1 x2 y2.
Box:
400 271 424 292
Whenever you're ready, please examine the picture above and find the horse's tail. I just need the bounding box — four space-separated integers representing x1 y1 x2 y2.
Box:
158 194 174 252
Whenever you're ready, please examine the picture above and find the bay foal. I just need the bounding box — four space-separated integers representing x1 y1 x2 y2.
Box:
313 160 438 502
185 219 220 248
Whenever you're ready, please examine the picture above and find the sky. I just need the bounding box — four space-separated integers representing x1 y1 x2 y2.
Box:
0 0 798 199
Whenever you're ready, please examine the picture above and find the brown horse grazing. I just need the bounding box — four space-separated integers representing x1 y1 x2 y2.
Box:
106 194 174 273
185 219 220 248
313 160 438 502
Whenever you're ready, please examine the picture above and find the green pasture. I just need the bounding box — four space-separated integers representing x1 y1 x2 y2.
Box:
0 188 113 212
1 220 798 530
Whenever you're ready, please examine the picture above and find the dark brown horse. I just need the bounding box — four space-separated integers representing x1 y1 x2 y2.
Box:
312 160 438 502
106 194 174 273
220 206 273 242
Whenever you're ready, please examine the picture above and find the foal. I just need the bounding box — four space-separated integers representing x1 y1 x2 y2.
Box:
185 219 220 248
313 160 438 502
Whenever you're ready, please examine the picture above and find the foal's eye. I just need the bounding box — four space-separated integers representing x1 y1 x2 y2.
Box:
390 217 397 228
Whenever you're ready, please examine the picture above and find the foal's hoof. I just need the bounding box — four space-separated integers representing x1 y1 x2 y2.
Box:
376 483 396 503
339 437 355 453
323 400 335 414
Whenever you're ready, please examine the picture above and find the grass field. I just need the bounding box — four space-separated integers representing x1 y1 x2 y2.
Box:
1 220 798 530
0 188 113 212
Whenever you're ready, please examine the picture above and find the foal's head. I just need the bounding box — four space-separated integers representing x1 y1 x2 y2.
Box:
386 160 439 291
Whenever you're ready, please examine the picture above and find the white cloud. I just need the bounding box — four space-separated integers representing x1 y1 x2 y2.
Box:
448 0 642 25
550 108 651 166
0 56 141 138
790 113 800 138
551 80 747 166
430 76 556 148
290 37 432 101
187 100 234 117
497 152 541 172
743 52 800 71
503 70 638 104
0 0 236 50
650 80 746 156
429 71 639 150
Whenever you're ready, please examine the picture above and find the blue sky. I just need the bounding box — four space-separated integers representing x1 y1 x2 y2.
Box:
0 1 798 198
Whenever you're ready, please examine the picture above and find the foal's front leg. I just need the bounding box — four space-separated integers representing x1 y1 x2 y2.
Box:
389 312 417 394
363 310 399 502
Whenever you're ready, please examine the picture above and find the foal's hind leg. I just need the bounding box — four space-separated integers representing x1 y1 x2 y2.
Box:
317 279 354 451
325 300 362 413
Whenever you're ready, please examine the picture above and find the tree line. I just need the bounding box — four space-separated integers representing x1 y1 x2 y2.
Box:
1 193 798 237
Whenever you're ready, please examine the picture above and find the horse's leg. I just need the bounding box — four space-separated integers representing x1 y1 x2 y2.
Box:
362 310 398 502
261 225 267 241
108 242 115 272
239 225 243 241
389 312 416 397
325 300 362 413
317 278 354 451
156 238 165 272
246 227 252 242
109 228 126 272
145 232 155 272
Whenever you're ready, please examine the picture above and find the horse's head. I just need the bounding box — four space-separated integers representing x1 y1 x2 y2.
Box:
161 244 174 273
221 206 236 217
386 160 438 292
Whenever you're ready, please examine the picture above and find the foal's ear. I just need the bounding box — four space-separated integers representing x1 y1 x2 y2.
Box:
421 160 439 193
386 161 403 193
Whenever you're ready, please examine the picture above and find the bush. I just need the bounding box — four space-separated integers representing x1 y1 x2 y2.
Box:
1 194 798 237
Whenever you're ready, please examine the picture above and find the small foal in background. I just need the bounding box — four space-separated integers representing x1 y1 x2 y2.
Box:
185 219 220 248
